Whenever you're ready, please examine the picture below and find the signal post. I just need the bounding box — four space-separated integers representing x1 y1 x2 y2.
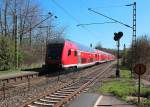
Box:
114 32 123 78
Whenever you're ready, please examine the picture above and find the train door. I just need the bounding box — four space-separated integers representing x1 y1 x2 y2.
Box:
70 49 78 64
77 50 81 64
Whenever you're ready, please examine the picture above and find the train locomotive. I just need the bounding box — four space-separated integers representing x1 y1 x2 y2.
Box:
45 38 115 69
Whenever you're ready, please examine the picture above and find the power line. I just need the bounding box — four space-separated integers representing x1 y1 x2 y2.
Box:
51 0 98 36
51 0 81 24
77 21 116 26
93 4 128 9
88 8 132 29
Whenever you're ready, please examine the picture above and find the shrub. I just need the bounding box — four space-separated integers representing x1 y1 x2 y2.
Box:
0 36 24 70
0 37 15 70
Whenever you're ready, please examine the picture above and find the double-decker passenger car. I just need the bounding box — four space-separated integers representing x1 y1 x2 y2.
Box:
45 38 115 69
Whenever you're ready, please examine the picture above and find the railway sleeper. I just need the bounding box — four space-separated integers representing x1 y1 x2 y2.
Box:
27 105 38 107
62 87 78 90
39 98 59 103
33 101 54 106
56 90 74 94
50 94 67 98
33 99 57 106
45 96 62 100
58 89 75 92
53 92 71 96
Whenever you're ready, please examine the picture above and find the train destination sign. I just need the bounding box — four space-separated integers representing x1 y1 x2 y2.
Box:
134 64 146 75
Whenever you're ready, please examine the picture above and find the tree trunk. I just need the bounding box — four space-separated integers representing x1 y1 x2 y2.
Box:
0 8 3 35
4 0 8 36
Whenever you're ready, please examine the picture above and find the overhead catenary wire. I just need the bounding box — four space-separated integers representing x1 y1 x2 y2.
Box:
88 8 133 29
93 4 129 9
52 0 81 24
77 21 116 26
51 0 98 36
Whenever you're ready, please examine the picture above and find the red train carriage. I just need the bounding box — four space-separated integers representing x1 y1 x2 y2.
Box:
45 38 115 69
75 42 96 68
45 39 77 69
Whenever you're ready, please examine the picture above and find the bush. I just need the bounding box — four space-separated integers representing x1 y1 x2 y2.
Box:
0 37 15 70
0 36 24 70
17 49 24 66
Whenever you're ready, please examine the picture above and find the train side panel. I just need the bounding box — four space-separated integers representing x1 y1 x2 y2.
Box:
77 51 95 68
61 41 78 68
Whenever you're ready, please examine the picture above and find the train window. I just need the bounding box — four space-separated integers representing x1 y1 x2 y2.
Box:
95 54 97 58
90 58 93 62
68 49 71 56
74 51 77 56
81 58 86 63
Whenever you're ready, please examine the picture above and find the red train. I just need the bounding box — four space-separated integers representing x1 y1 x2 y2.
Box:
45 39 115 69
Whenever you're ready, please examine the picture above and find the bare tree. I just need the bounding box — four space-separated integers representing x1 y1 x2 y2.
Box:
0 8 3 35
126 35 150 76
4 0 8 37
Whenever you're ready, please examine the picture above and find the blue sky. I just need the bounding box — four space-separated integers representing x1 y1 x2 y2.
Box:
38 0 150 49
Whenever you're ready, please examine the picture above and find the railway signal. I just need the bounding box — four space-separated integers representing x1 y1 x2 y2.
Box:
114 32 123 41
114 32 123 78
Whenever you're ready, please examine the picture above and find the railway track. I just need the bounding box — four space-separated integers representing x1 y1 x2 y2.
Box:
18 62 114 107
0 62 115 107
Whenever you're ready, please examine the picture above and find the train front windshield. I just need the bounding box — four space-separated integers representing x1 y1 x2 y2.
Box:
47 44 63 60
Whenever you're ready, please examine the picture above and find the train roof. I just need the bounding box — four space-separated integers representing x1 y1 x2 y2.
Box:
47 38 65 44
64 39 94 52
95 49 114 56
47 38 102 53
74 42 95 52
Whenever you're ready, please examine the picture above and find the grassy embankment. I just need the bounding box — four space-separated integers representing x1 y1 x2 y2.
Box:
98 66 150 106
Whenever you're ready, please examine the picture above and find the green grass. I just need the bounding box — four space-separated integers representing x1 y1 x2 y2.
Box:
98 68 150 106
99 76 136 99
